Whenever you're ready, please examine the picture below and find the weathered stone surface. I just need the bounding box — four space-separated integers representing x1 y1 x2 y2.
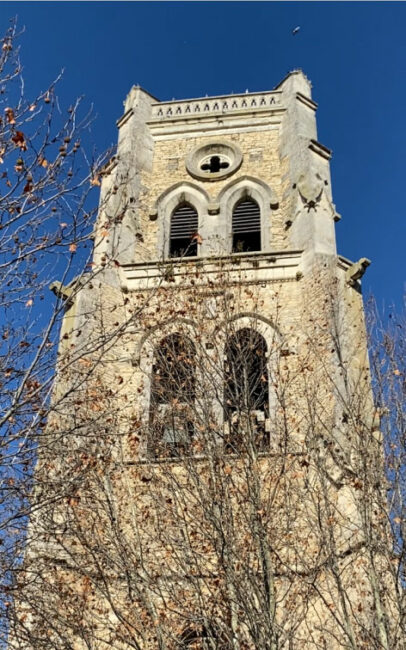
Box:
13 72 397 650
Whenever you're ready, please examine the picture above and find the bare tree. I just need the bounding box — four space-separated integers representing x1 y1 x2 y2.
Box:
367 298 406 643
2 22 403 648
8 240 405 648
0 19 137 646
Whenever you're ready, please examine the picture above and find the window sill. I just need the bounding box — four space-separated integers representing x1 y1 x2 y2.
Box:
123 450 307 467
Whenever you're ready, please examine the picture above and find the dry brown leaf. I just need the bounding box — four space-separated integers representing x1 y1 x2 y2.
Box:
79 358 92 367
12 131 25 147
192 232 203 244
69 242 77 253
4 107 15 124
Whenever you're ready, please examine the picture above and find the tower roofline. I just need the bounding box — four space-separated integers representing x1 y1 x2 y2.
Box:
125 70 311 107
150 88 281 105
124 85 161 104
273 69 312 91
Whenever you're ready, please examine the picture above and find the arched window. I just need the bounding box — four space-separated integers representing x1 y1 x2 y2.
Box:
232 198 261 253
179 623 226 648
169 202 199 258
149 334 196 456
224 328 269 450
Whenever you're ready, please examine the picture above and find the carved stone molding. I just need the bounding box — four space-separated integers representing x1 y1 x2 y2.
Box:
185 141 242 182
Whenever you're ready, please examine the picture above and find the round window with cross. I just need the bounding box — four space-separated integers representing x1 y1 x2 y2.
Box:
199 153 231 174
185 141 242 181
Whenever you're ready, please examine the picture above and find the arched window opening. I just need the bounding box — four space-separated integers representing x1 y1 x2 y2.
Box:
149 334 196 457
224 328 269 451
232 198 261 253
169 202 199 258
179 623 226 649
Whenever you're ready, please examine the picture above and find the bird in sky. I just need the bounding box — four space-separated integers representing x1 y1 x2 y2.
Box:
292 26 301 35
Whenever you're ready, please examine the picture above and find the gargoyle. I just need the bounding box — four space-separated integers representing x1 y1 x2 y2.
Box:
49 281 74 306
345 258 371 287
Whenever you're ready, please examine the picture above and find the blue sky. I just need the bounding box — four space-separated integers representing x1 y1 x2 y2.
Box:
1 1 405 309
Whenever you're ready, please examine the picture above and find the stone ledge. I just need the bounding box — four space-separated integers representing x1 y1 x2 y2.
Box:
296 92 318 111
148 112 284 139
116 108 134 129
120 250 304 292
309 139 332 160
149 91 282 121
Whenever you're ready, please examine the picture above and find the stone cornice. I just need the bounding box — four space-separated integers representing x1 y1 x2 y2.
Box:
149 91 283 121
116 108 134 129
337 255 354 271
120 250 304 292
296 92 318 111
309 139 332 160
147 110 284 139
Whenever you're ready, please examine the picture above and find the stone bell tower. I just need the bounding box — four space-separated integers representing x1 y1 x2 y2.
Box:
93 70 342 274
87 69 368 458
16 72 397 650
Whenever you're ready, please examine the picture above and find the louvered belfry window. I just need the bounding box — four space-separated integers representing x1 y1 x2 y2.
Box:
169 202 198 258
232 198 261 253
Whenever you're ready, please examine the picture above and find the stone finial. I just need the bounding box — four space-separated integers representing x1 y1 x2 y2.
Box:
275 69 312 97
345 258 371 287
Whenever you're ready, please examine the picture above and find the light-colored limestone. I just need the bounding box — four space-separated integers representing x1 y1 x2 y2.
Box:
14 72 397 650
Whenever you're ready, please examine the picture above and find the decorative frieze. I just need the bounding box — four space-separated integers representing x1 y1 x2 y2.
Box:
150 91 282 121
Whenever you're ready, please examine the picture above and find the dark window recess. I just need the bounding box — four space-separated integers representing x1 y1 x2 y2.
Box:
224 328 269 451
232 198 261 253
170 203 198 257
149 334 196 457
180 625 226 648
200 155 230 173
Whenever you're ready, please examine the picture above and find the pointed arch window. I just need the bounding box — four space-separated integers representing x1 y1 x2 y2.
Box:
232 198 261 253
169 202 199 258
179 627 225 649
224 328 269 451
149 334 196 457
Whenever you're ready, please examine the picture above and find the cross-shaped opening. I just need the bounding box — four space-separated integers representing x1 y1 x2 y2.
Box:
200 155 230 173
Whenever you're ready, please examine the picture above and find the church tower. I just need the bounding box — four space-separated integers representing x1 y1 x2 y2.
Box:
88 69 367 461
94 70 340 273
14 72 399 650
